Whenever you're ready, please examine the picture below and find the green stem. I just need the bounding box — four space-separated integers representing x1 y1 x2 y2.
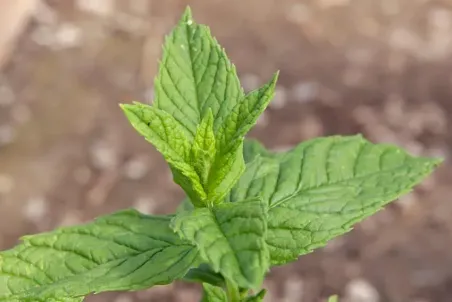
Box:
225 278 241 302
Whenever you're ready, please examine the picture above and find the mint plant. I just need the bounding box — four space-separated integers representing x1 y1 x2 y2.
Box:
0 7 442 302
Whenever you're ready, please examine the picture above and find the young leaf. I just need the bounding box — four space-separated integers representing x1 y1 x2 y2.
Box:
0 210 199 301
226 135 442 265
121 102 206 205
154 7 244 136
191 109 216 186
172 198 270 289
123 8 278 207
201 283 227 302
206 74 278 204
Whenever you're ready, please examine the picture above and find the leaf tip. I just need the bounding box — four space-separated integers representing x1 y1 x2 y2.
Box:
181 6 194 25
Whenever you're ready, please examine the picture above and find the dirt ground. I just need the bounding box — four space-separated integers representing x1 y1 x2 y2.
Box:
0 0 452 301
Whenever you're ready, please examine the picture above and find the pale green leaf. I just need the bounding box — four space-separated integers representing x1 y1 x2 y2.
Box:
172 198 270 289
227 135 442 265
206 74 278 204
154 7 244 137
121 102 206 205
191 109 216 187
0 210 199 301
201 283 227 302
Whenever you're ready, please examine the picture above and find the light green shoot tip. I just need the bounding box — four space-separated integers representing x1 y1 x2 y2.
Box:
181 6 193 25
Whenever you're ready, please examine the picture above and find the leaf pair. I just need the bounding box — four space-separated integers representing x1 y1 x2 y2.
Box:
121 7 277 207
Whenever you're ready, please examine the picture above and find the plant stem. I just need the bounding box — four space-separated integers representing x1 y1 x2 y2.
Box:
225 278 241 302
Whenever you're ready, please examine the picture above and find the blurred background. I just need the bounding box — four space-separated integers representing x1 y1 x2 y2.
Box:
0 0 451 301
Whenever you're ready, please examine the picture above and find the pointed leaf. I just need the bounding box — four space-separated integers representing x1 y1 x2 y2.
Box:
0 210 199 301
206 74 278 204
121 103 206 205
227 135 442 265
154 7 244 136
191 109 216 187
172 198 270 289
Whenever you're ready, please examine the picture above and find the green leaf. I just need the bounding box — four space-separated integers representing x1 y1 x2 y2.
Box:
121 102 206 205
154 7 244 137
206 74 279 204
227 135 442 265
0 210 199 301
201 283 227 302
172 198 270 289
191 109 216 187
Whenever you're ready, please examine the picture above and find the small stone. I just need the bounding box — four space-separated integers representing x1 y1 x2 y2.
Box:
54 23 82 49
0 85 15 106
114 294 133 302
76 0 114 17
59 212 82 227
291 81 319 103
124 156 150 180
133 196 156 215
344 278 380 302
0 174 14 194
396 192 419 213
90 141 118 170
0 125 16 145
282 276 304 302
23 196 48 223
